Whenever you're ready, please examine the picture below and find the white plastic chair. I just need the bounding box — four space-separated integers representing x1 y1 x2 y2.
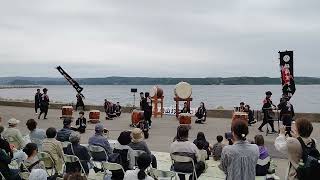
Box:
37 152 56 176
151 168 176 180
101 162 125 179
63 154 88 179
171 154 197 180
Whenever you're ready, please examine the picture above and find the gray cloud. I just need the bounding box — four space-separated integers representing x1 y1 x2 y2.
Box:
0 0 319 77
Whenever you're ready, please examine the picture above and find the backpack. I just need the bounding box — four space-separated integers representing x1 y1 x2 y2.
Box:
296 137 320 180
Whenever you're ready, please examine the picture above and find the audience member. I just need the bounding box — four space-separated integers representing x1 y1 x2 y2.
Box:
124 153 154 180
275 118 315 180
2 118 26 150
42 127 64 174
22 143 45 171
88 124 112 155
65 132 91 175
212 135 225 161
193 132 211 158
63 172 87 180
220 120 259 180
26 119 46 150
224 132 233 145
254 135 270 176
170 125 205 180
29 169 48 180
114 131 135 170
128 128 157 168
56 118 73 142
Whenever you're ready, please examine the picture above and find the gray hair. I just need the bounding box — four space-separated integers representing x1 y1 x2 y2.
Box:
69 132 81 144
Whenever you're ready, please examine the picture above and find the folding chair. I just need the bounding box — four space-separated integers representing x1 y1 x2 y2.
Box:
0 171 6 180
88 145 108 169
171 154 197 180
63 154 88 179
151 168 176 180
101 162 125 179
38 152 56 176
19 161 31 180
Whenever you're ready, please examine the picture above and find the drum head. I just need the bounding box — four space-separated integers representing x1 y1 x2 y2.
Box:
63 106 73 108
175 82 192 99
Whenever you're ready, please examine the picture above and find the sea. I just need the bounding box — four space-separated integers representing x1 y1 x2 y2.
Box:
0 85 319 113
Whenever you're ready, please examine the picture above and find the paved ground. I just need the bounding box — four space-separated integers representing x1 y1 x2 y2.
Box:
1 105 320 179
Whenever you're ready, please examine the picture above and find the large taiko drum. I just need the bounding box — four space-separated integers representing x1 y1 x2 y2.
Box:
174 82 192 99
62 106 73 118
232 112 248 125
150 86 164 98
131 110 144 125
89 110 100 123
179 113 192 125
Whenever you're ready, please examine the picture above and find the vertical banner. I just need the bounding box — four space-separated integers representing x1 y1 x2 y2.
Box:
56 66 83 93
279 51 295 98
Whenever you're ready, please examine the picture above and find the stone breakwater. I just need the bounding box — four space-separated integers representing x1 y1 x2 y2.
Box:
1 100 319 123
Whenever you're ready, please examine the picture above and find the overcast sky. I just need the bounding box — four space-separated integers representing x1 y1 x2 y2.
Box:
0 0 319 78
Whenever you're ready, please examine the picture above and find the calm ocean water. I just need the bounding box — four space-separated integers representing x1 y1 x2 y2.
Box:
0 85 319 113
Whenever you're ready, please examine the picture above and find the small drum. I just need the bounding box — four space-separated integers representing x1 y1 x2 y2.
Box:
179 113 192 125
174 82 192 99
131 110 144 125
232 112 248 125
150 86 164 98
89 110 100 123
62 106 73 118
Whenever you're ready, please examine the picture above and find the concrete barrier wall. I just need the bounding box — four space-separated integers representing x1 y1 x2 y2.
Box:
0 100 319 122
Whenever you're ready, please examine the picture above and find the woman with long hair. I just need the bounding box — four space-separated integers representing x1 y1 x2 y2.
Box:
124 153 154 180
195 102 207 124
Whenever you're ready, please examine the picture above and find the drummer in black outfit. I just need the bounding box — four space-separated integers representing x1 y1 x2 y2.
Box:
139 92 145 110
38 88 49 120
258 91 276 133
278 94 295 136
142 92 152 127
75 93 85 111
195 102 207 124
180 102 190 113
34 89 42 114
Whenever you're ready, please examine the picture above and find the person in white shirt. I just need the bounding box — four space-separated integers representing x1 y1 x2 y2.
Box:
124 153 154 180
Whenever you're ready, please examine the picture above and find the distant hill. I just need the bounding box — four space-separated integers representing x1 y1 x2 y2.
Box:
0 76 320 85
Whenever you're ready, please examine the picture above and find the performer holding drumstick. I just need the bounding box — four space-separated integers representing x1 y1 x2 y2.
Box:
258 91 277 133
142 92 152 127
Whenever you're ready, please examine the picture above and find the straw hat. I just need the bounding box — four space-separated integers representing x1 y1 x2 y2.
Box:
8 118 20 125
131 128 143 143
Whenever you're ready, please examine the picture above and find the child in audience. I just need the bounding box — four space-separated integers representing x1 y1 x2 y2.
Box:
212 135 225 161
75 111 87 134
254 135 270 176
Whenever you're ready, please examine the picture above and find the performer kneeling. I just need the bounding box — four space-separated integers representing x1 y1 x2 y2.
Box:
195 102 207 124
244 105 256 125
180 102 190 113
115 102 122 117
278 94 295 137
75 111 87 134
104 99 117 120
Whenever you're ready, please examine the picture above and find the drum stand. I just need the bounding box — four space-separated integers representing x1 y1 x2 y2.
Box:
174 97 193 118
152 96 164 118
265 109 280 136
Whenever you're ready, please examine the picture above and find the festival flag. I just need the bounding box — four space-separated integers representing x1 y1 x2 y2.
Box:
279 51 296 97
56 66 83 93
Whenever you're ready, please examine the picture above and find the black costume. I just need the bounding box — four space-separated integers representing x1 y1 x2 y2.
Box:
137 120 149 139
76 117 87 134
76 93 85 111
258 97 275 132
278 99 295 136
104 101 117 120
142 96 152 127
115 104 121 117
180 106 190 113
195 107 207 123
34 92 42 113
38 91 49 119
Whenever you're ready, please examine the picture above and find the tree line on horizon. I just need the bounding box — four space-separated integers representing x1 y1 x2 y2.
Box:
1 76 320 85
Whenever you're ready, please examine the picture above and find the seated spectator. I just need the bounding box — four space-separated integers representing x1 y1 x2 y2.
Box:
65 132 91 175
224 132 233 145
244 105 256 125
56 118 73 142
114 131 135 170
0 126 21 180
2 118 26 150
239 102 245 112
88 124 113 157
170 125 205 180
193 132 211 159
42 127 64 174
128 128 157 168
26 119 46 150
75 111 86 134
22 143 45 171
275 118 316 180
212 135 225 161
124 153 154 180
220 120 259 180
254 135 270 176
195 102 207 124
29 169 48 180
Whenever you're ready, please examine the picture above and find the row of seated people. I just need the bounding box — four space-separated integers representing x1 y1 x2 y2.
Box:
104 100 122 120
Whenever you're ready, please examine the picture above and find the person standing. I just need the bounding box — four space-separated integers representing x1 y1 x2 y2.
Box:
139 92 145 110
34 89 42 114
278 94 295 137
258 91 276 133
142 92 152 127
75 93 85 111
38 88 49 120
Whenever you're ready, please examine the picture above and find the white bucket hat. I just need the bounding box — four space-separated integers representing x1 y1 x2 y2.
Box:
8 118 20 125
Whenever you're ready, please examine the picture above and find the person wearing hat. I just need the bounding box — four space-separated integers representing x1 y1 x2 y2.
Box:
258 91 277 133
38 88 49 120
128 128 157 168
88 124 113 155
56 118 73 142
34 89 42 114
2 118 26 150
65 132 91 175
278 94 295 137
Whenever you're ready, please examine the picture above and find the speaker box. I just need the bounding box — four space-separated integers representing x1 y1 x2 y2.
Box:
131 88 137 93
